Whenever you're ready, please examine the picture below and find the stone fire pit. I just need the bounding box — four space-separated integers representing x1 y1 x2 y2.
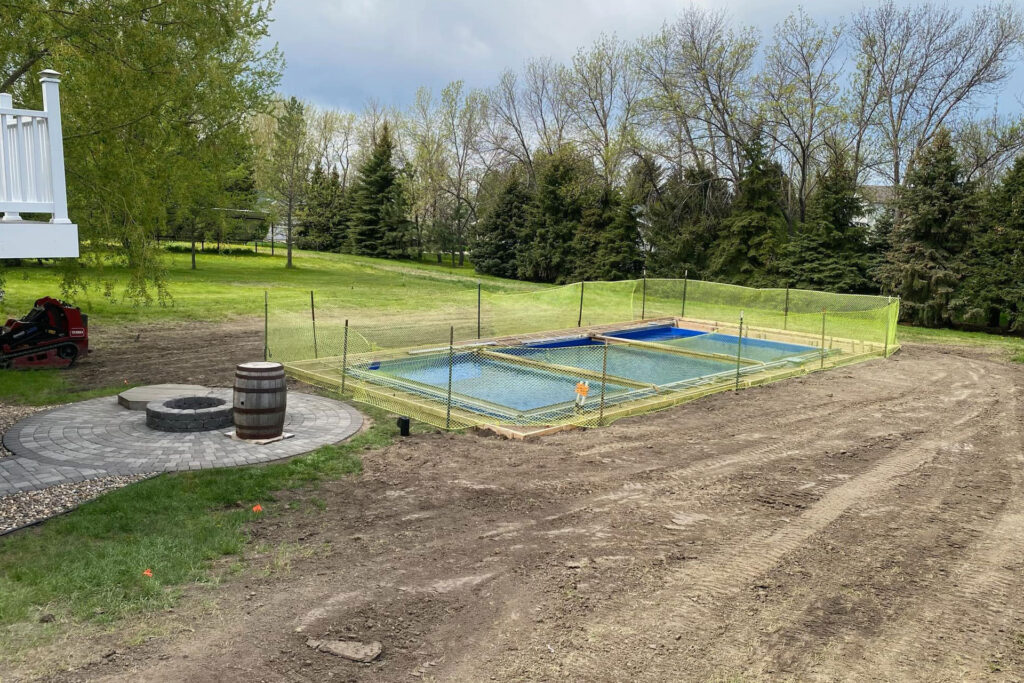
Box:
145 396 233 432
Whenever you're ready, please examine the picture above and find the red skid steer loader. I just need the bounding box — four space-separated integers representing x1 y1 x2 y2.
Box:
0 297 89 369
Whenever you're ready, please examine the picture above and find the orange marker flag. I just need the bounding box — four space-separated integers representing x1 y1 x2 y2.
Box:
252 504 263 513
142 568 153 577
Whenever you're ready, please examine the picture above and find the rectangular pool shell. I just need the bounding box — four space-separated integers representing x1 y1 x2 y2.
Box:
284 316 895 436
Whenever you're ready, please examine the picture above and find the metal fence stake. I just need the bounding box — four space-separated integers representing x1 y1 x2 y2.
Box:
681 270 688 318
735 312 744 392
883 297 892 357
263 290 269 361
310 290 318 359
784 285 790 330
341 319 349 394
600 340 608 425
578 281 585 327
446 325 454 430
641 276 647 320
477 282 482 339
820 308 827 369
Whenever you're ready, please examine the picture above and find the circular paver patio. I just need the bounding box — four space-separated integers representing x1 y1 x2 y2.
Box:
0 389 363 496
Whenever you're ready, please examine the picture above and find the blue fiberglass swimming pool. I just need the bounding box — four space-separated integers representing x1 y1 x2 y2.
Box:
351 352 634 416
605 324 821 363
494 343 735 387
347 324 823 421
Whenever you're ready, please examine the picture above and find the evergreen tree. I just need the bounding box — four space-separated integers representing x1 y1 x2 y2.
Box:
779 151 876 293
302 163 345 251
518 146 596 283
472 168 530 279
878 128 976 326
570 188 618 281
951 154 1024 331
643 165 732 278
346 122 410 258
708 135 789 286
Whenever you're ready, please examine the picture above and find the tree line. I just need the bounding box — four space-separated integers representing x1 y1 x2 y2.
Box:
254 1 1024 330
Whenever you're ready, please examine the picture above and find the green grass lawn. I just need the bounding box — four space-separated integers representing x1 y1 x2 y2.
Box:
0 369 127 405
0 247 541 327
897 324 1024 362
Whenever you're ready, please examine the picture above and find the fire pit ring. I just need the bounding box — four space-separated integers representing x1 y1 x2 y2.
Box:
146 395 233 432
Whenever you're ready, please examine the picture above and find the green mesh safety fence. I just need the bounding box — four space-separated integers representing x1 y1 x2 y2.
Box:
271 278 899 431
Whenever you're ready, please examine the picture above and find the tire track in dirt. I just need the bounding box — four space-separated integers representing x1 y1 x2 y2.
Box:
848 382 1024 679
481 378 1000 680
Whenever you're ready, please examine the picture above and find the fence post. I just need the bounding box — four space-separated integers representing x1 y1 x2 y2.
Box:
820 308 827 369
39 70 70 225
883 297 892 357
597 341 609 425
641 276 647 320
578 281 585 327
446 325 454 430
783 285 790 330
263 290 269 361
341 319 349 394
477 282 482 339
681 270 688 318
310 290 318 359
735 312 744 392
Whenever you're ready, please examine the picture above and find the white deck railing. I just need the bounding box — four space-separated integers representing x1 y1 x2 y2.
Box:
0 70 77 258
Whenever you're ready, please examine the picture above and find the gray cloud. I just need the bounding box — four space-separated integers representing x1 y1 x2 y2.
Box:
267 0 1024 113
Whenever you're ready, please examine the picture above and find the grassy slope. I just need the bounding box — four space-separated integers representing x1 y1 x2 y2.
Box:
0 248 541 326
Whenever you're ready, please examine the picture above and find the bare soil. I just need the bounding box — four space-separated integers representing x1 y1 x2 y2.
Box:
17 328 1024 681
69 319 265 389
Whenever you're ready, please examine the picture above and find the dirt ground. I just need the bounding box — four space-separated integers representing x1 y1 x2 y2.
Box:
16 325 1024 681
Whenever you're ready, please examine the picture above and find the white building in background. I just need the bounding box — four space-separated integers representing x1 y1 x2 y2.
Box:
0 70 79 258
264 224 288 242
859 185 897 229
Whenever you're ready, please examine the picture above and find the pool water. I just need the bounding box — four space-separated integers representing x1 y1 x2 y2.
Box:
353 353 633 413
351 325 824 420
607 325 820 363
494 343 734 387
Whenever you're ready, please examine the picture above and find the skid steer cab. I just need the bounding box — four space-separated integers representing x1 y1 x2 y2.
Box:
0 297 89 369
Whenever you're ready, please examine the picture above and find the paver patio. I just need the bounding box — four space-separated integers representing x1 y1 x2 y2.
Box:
0 389 363 496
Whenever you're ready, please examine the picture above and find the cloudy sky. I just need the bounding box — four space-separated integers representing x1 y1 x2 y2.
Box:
266 0 1024 114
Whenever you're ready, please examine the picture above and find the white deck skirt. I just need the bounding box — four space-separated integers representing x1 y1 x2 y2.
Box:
0 222 79 258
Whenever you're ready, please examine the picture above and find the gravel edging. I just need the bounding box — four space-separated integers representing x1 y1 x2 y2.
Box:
2 401 149 534
0 402 45 459
0 474 151 535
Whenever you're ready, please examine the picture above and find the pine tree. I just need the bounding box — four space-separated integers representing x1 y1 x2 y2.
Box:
346 122 410 258
644 165 731 278
878 128 976 326
517 146 596 283
708 135 789 286
951 154 1024 331
779 151 876 293
472 168 530 279
302 163 345 251
570 188 618 281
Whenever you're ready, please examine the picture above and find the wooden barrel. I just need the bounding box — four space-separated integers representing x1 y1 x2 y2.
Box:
233 362 287 440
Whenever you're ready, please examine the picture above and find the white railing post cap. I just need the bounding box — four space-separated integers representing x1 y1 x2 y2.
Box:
39 69 62 83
